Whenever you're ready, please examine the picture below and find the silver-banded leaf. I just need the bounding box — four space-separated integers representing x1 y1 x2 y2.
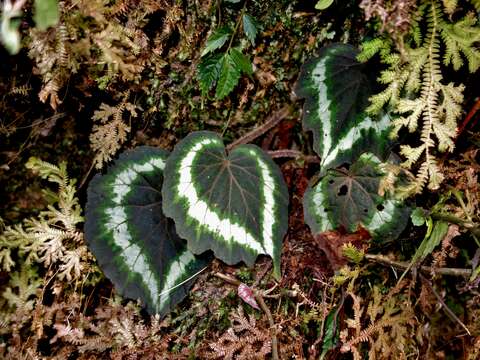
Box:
295 43 391 173
85 147 208 316
304 153 409 241
162 131 288 279
1 0 23 54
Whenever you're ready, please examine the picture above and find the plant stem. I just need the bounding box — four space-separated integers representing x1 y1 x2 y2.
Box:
226 0 249 52
430 213 480 238
213 272 279 360
256 293 279 360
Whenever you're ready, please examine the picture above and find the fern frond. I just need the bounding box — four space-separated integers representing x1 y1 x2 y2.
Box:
442 0 458 14
357 38 391 62
9 85 32 97
365 0 471 194
89 94 136 169
470 0 480 11
440 13 480 72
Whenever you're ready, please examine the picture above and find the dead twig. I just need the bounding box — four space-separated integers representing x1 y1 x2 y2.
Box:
267 149 320 163
365 254 472 277
456 97 480 139
419 274 471 336
226 106 291 150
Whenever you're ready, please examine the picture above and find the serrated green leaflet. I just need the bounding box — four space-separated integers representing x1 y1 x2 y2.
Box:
201 26 231 57
85 147 208 316
198 53 223 95
304 153 409 241
242 14 257 45
295 43 391 173
162 131 288 279
230 48 252 76
215 51 242 99
198 49 252 99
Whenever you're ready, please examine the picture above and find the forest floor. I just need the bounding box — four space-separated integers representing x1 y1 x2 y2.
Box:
1 0 480 359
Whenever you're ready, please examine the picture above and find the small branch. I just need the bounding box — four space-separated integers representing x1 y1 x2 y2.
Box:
456 97 480 139
226 0 249 52
365 254 472 277
214 272 241 286
420 274 471 336
267 149 320 163
227 106 291 150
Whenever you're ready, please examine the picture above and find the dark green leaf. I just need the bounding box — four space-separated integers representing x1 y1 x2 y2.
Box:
320 308 339 359
242 14 258 45
201 26 231 57
162 131 289 279
85 147 209 316
215 52 241 99
411 221 449 263
304 153 409 241
34 0 59 31
295 43 391 173
230 48 253 76
197 53 223 95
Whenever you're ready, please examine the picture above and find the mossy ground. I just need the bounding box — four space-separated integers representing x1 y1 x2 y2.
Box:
1 1 479 358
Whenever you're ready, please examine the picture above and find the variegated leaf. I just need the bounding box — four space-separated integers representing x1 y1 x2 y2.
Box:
162 131 288 279
85 147 209 316
304 153 409 241
295 43 391 173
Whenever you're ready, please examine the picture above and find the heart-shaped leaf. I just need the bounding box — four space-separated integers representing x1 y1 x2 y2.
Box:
162 131 288 279
85 147 209 316
304 153 409 241
295 43 391 173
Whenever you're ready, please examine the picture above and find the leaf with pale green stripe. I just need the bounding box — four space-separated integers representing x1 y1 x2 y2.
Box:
304 153 409 241
162 131 288 279
295 43 392 174
85 147 209 316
